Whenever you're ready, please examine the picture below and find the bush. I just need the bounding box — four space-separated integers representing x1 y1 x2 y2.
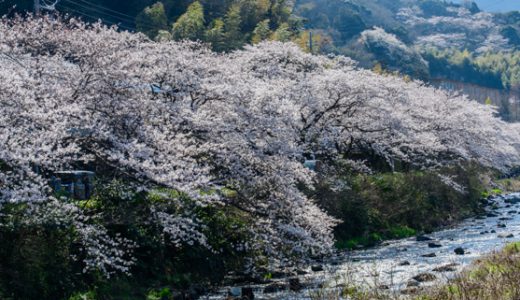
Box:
315 163 490 249
0 182 254 300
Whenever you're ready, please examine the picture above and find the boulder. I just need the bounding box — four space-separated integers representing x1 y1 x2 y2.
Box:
454 247 465 255
407 280 420 287
296 269 308 275
263 283 287 294
433 263 459 272
428 242 442 248
421 252 437 258
242 287 254 299
498 223 507 228
289 278 302 292
311 265 324 272
401 287 421 295
416 235 433 241
399 261 411 266
413 273 437 282
505 197 520 204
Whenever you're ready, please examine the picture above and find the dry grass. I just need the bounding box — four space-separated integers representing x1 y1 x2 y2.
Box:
498 177 520 193
309 242 520 300
417 242 520 300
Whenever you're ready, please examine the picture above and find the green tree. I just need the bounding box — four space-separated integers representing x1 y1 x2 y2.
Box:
205 18 226 51
272 22 292 42
222 5 244 50
155 29 173 41
251 19 271 44
172 1 205 41
269 0 291 28
136 2 168 39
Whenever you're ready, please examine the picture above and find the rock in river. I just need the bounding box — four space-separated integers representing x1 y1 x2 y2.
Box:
311 265 324 272
428 242 442 248
264 283 287 294
421 252 437 258
289 278 302 292
413 273 437 282
416 235 433 241
433 263 459 272
242 287 254 300
454 247 465 255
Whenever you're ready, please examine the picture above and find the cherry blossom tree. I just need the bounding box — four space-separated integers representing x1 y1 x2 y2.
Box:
1 15 519 277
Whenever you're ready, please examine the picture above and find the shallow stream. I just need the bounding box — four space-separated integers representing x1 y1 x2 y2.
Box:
207 193 520 299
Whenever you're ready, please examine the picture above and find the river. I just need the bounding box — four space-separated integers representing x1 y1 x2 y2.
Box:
206 193 520 299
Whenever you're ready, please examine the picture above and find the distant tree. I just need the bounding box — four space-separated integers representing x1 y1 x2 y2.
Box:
272 22 292 42
172 1 205 41
269 0 291 28
251 19 271 44
204 18 226 51
136 2 168 39
222 5 244 50
155 29 173 41
372 62 384 75
236 0 270 33
501 26 520 46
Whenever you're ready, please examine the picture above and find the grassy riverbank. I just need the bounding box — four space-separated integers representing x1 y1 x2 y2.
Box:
315 163 511 250
418 241 520 300
308 241 520 300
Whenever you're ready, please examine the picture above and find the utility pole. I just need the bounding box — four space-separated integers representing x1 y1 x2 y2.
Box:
34 0 41 15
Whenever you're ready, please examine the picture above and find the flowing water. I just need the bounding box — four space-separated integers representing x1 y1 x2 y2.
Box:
207 193 520 299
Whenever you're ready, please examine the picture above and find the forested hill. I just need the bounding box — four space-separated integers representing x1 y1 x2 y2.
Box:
3 1 520 107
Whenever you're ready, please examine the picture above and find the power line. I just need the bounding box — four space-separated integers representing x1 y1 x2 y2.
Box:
59 0 166 31
72 0 142 21
57 3 136 31
61 0 136 24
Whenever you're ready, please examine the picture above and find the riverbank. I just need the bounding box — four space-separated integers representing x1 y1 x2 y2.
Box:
206 193 520 299
418 241 520 299
317 164 515 251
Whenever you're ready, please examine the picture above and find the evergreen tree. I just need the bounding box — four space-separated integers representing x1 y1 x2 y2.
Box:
272 22 292 42
136 2 168 39
205 18 226 51
222 5 244 50
172 1 205 41
252 19 271 44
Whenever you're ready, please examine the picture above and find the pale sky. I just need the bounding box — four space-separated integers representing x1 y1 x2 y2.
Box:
461 0 520 12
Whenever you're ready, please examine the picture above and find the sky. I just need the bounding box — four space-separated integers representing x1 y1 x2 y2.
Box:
458 0 520 12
